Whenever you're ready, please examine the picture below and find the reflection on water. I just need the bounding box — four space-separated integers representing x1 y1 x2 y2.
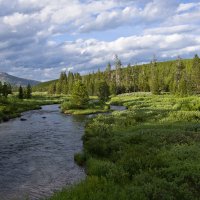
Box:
0 105 86 200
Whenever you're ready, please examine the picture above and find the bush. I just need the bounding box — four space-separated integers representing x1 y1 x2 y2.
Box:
49 176 131 200
61 101 81 110
74 153 87 166
168 111 200 122
86 158 128 183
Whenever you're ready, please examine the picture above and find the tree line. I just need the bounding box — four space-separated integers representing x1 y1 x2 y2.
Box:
0 82 32 99
47 54 200 97
18 84 32 99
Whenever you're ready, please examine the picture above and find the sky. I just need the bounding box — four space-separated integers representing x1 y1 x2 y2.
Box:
0 0 200 81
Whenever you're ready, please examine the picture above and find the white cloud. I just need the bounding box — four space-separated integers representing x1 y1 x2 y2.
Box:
58 32 200 74
177 2 200 12
0 0 199 81
144 25 196 35
3 12 31 26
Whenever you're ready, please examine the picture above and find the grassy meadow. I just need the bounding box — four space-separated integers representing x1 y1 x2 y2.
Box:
50 93 200 200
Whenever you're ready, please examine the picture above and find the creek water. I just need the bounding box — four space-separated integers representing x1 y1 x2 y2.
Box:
0 104 126 200
0 105 86 200
110 105 127 111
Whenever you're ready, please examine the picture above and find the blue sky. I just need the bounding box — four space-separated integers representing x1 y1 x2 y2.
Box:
0 0 200 81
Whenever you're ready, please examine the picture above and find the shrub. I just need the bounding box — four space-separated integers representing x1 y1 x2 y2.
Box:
49 176 130 200
61 101 80 110
74 153 87 166
168 111 200 122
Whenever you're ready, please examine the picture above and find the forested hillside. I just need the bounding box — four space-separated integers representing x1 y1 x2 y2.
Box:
34 55 200 96
33 79 57 92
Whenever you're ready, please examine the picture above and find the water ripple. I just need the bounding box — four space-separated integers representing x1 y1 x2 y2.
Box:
0 105 86 200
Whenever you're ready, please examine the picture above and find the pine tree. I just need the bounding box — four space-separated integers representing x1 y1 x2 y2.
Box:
125 64 132 92
191 54 200 94
68 71 74 94
26 84 32 99
138 67 150 92
150 58 160 95
97 81 110 102
174 57 185 94
2 82 8 97
178 72 188 96
7 83 12 95
110 82 117 95
48 83 56 95
115 55 122 88
97 68 101 81
105 62 112 82
18 85 24 99
56 81 62 94
60 71 67 82
131 66 139 92
71 81 89 108
106 62 111 71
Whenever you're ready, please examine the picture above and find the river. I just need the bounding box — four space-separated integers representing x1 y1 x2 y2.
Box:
0 105 86 200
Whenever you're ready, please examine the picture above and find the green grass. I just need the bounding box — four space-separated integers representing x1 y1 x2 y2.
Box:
62 108 110 115
0 93 67 123
49 93 200 200
61 98 110 115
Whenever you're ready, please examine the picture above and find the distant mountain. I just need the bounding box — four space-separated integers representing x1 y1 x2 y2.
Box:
0 72 40 86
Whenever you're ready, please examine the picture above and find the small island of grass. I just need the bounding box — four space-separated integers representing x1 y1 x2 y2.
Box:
61 101 110 115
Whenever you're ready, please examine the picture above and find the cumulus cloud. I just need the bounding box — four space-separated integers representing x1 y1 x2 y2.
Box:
177 2 200 13
0 0 199 81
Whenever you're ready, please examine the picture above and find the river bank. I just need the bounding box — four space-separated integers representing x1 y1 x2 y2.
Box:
49 94 200 200
0 95 64 123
